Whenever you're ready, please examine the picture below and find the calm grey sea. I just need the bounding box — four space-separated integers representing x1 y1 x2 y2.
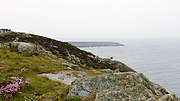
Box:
81 39 180 97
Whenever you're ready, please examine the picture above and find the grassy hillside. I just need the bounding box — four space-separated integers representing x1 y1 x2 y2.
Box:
0 48 107 101
0 49 71 100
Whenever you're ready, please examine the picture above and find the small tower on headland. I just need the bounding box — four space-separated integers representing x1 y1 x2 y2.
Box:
0 29 12 33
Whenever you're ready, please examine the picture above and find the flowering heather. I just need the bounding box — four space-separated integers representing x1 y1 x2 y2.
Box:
0 82 19 95
0 77 30 98
0 82 19 98
10 77 23 85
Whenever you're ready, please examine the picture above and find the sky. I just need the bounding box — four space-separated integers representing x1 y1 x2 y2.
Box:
0 0 180 41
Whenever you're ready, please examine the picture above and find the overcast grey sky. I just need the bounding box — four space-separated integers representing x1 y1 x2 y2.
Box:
0 0 180 41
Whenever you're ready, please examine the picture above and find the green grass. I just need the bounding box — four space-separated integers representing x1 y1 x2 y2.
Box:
0 48 108 101
0 49 70 100
0 49 66 75
85 69 106 76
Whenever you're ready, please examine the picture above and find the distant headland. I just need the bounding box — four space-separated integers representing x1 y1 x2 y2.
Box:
69 42 124 47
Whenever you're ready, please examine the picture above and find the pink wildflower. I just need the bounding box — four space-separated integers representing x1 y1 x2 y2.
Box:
3 82 19 94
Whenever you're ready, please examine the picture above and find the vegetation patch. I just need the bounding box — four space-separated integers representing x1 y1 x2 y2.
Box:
0 49 70 100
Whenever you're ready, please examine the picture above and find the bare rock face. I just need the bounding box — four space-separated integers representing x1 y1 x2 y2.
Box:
38 71 88 85
68 72 178 101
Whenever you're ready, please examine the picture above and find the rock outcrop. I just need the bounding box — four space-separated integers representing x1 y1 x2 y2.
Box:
68 72 178 101
0 42 47 55
10 42 44 53
38 71 88 85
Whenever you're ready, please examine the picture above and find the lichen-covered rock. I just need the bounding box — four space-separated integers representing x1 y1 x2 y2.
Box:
0 42 48 55
68 72 178 101
0 43 9 49
146 94 178 101
158 94 178 101
10 42 37 53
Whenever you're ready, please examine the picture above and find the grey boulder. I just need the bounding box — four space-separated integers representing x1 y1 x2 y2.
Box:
68 72 178 101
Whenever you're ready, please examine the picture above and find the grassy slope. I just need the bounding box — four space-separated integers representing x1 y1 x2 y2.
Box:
0 49 70 101
0 49 105 101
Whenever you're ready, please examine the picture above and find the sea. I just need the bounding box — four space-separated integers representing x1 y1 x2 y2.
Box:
80 39 180 97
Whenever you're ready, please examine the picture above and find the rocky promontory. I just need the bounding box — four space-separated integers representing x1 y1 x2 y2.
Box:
0 32 134 72
0 31 178 101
